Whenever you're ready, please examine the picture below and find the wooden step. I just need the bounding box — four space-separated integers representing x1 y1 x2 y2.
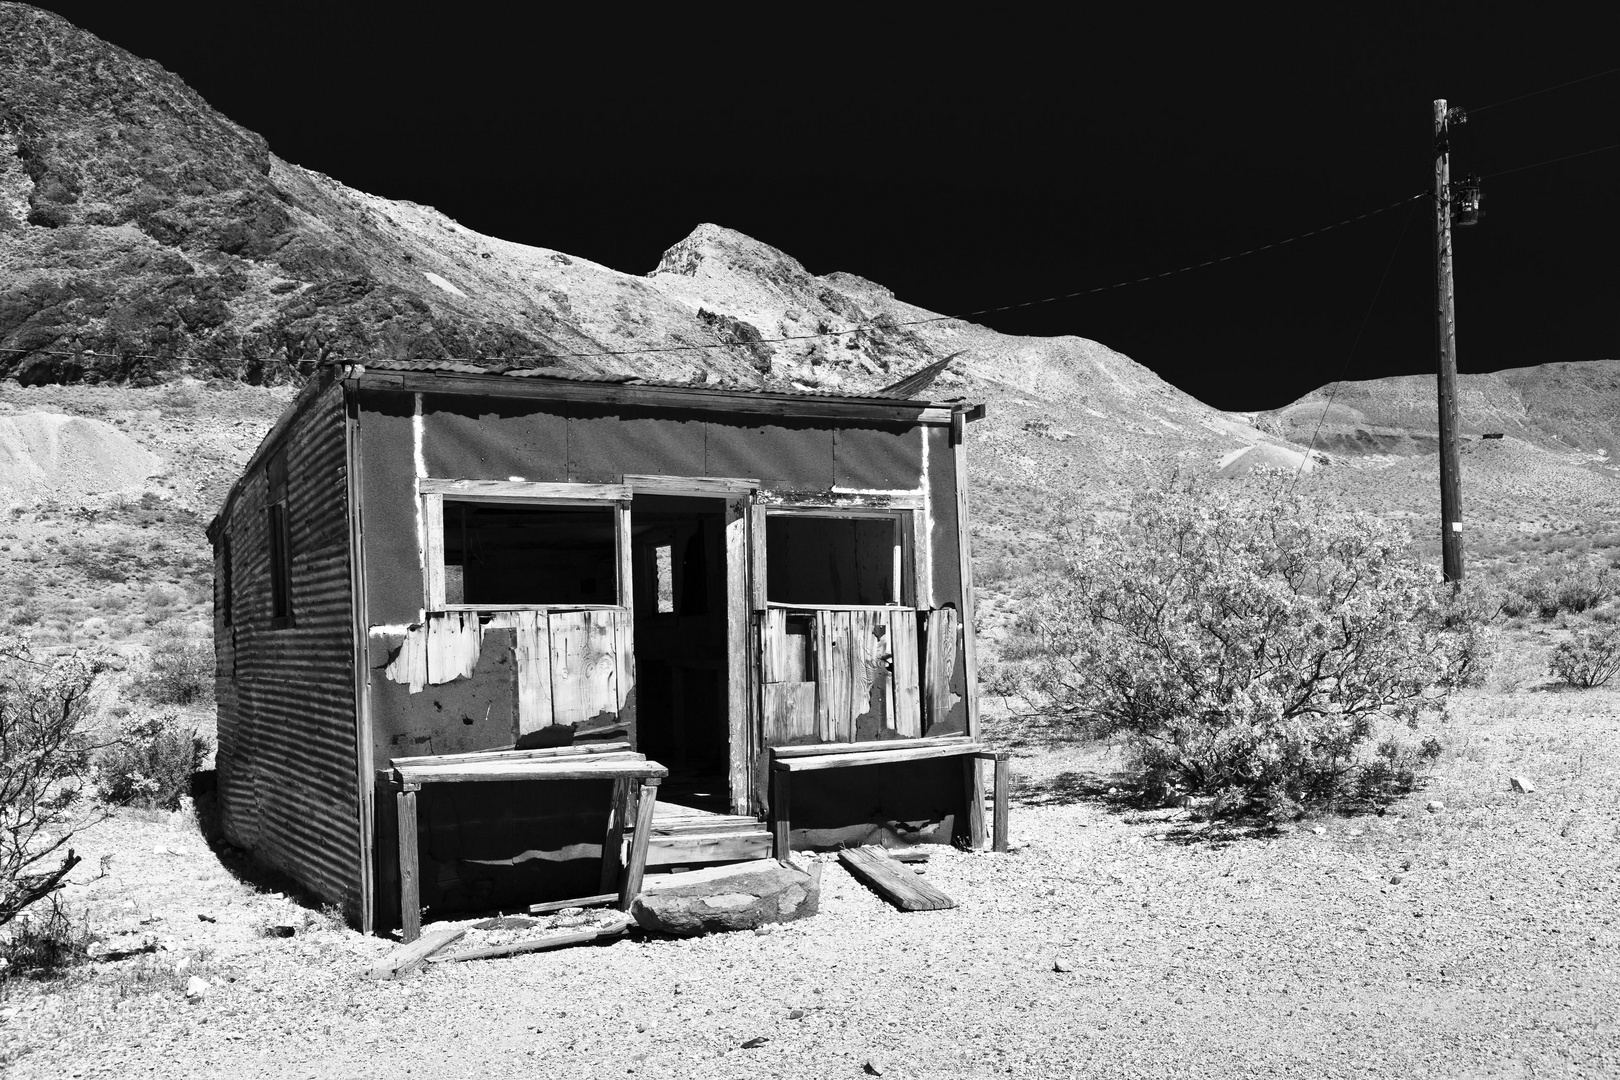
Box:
644 827 773 868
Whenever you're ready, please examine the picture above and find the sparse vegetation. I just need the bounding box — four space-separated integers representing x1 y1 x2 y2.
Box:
1550 626 1620 688
0 894 92 976
93 712 211 812
136 637 214 706
0 642 103 928
1500 559 1619 620
1001 480 1463 818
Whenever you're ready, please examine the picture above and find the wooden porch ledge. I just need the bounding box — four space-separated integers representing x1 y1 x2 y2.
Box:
381 744 666 943
768 739 1010 855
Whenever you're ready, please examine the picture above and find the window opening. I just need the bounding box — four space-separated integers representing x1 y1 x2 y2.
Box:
220 535 233 627
655 544 675 613
441 501 618 607
766 514 900 606
266 447 292 627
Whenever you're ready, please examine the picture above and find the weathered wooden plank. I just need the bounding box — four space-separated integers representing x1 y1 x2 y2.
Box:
725 496 752 813
619 778 662 908
838 845 956 911
889 609 922 737
762 682 818 747
760 609 792 683
846 609 889 735
527 893 618 915
419 478 630 502
425 611 482 685
511 611 554 734
952 424 981 739
394 758 668 786
771 735 972 759
397 789 420 943
964 757 985 850
623 474 760 495
644 831 773 867
923 606 960 731
422 492 445 609
772 768 792 860
774 741 985 773
361 926 465 980
391 742 634 769
429 918 632 963
815 610 861 742
611 608 635 737
992 753 1010 854
550 610 619 728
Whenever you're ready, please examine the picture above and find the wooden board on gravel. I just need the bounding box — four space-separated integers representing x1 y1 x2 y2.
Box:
838 845 956 911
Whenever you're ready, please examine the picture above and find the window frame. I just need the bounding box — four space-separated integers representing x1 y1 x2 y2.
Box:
266 447 293 630
419 479 634 614
760 505 918 610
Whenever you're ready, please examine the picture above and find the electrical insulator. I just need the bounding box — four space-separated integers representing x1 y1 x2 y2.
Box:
1452 176 1483 227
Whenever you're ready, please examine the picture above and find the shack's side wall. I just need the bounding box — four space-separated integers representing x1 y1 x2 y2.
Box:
213 381 361 915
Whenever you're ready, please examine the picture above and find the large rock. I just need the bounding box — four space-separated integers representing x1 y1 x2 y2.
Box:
631 859 821 937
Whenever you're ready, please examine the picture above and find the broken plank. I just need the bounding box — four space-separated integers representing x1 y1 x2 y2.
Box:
361 926 466 980
528 893 618 916
838 845 955 912
428 918 632 963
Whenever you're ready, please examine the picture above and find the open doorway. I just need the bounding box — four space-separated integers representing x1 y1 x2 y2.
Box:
631 495 730 813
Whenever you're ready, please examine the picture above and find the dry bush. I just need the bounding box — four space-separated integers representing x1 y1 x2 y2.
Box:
1501 560 1619 620
0 641 104 927
136 637 213 706
1 893 92 976
1001 479 1462 818
93 712 211 812
1549 626 1620 689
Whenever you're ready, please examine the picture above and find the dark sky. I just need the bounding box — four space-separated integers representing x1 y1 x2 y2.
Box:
37 2 1620 410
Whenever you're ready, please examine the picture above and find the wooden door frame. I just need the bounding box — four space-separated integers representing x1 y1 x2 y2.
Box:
623 476 758 815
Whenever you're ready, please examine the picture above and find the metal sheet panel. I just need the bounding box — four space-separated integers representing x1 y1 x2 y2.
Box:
566 407 707 483
215 382 361 916
833 423 924 490
356 388 422 626
704 417 834 489
420 393 568 482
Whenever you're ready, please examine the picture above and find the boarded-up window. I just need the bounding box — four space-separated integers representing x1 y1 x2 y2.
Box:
766 515 897 606
442 502 618 606
220 535 234 627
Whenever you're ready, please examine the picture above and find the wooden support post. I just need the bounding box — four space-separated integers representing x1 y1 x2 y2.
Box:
992 753 1010 854
618 778 661 909
964 757 985 850
772 766 792 862
396 787 421 943
599 777 632 894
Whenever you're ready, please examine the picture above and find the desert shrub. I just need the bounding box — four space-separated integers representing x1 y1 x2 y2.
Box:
137 638 214 706
1 893 92 975
1549 626 1620 688
93 712 211 811
0 642 103 927
1004 479 1461 818
1501 560 1619 619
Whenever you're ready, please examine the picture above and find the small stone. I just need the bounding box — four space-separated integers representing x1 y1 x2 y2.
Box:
266 924 296 938
174 957 190 977
1311 827 1326 836
753 924 777 936
1426 800 1445 812
196 912 216 923
184 976 210 1000
787 1009 805 1020
1389 874 1403 885
1053 957 1074 972
1509 776 1535 794
863 1058 886 1076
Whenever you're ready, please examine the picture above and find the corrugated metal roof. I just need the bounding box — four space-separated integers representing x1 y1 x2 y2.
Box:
363 359 952 406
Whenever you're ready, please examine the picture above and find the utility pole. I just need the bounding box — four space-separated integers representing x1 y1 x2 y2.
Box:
1433 99 1465 583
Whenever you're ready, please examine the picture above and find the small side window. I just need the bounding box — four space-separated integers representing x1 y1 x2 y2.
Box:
220 535 233 627
267 447 293 628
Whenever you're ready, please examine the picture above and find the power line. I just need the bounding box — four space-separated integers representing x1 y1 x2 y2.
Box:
1287 198 1421 495
0 193 1427 369
1480 139 1620 180
1470 64 1620 115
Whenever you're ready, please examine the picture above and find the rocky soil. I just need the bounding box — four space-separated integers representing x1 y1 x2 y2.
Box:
2 687 1616 1080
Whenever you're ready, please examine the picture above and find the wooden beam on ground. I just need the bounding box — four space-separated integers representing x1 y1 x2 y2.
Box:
428 918 632 964
528 893 618 916
838 845 956 912
361 926 465 980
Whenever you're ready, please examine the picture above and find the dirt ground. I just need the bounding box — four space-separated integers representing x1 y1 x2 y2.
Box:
2 687 1618 1080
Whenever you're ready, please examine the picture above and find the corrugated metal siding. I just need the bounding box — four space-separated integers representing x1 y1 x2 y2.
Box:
214 382 361 914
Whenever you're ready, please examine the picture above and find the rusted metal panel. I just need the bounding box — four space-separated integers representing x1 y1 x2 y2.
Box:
213 381 360 915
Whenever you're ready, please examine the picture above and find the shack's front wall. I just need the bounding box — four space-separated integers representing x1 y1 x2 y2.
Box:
212 379 361 915
355 386 971 775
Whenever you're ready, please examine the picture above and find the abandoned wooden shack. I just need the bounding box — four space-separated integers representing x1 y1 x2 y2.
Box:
207 360 1001 936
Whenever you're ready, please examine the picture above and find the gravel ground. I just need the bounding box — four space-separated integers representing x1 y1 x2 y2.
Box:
4 688 1618 1080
